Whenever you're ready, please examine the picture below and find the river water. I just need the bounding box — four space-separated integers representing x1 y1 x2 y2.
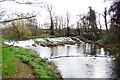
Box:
4 38 120 78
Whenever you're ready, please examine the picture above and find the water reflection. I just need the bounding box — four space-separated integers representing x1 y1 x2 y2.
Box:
34 42 120 78
81 43 111 57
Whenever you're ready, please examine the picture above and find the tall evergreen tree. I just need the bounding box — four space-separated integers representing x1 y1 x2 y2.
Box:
88 7 99 35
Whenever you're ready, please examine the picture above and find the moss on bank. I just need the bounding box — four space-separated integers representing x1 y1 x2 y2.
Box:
2 45 61 78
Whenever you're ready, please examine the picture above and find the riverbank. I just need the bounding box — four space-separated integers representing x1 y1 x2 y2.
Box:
77 33 120 54
1 36 62 78
2 45 61 78
2 36 120 78
96 34 120 54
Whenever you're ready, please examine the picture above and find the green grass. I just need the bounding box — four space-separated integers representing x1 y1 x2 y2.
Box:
28 34 50 39
0 37 13 43
97 34 110 44
2 45 61 78
0 48 2 77
2 47 16 75
1 35 61 78
12 46 61 78
96 33 120 53
96 33 119 45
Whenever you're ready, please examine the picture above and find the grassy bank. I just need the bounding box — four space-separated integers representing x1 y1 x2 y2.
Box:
0 35 61 78
2 47 16 76
1 36 61 78
0 47 2 77
2 45 61 78
96 34 120 53
26 34 50 39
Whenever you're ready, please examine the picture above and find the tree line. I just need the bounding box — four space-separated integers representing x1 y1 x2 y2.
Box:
0 0 120 44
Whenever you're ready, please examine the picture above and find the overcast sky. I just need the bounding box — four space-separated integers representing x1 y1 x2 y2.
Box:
0 0 111 29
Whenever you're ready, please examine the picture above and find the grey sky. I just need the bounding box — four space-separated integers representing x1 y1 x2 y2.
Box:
0 0 111 29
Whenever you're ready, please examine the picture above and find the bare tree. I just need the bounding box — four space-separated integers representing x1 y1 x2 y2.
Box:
0 0 42 39
61 16 64 29
59 16 66 29
58 16 64 31
0 0 44 23
1 8 38 38
76 21 80 35
14 11 38 36
0 0 40 23
58 16 66 36
66 11 71 36
77 14 89 33
77 14 83 34
27 18 38 36
81 15 88 32
98 13 102 34
54 16 58 31
44 3 55 35
102 7 109 32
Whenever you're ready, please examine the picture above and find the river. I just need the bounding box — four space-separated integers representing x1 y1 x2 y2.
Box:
4 37 120 78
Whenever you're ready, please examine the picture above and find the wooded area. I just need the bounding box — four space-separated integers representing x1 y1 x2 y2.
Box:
0 0 119 41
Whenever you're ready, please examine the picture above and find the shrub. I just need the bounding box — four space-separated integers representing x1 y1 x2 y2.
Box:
2 20 32 38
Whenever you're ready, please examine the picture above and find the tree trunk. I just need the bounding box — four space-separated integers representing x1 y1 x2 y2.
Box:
50 17 54 35
67 27 70 36
105 16 108 32
77 21 80 35
104 8 109 33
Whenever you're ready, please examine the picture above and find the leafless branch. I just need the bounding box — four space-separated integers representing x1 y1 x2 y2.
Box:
14 11 38 18
0 0 43 5
0 15 36 23
66 11 71 27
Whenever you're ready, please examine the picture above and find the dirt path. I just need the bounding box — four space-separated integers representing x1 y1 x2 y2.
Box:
3 58 36 78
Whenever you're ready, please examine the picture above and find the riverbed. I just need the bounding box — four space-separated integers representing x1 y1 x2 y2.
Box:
4 37 120 78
